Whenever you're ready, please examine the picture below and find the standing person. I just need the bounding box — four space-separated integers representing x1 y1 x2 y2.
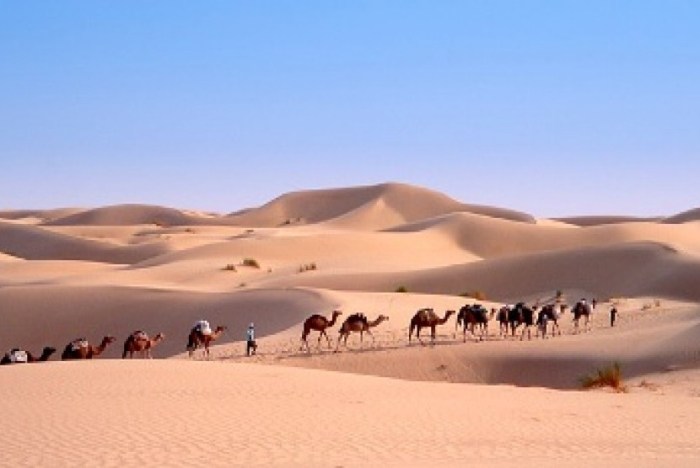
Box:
610 307 618 327
592 298 598 310
246 322 257 356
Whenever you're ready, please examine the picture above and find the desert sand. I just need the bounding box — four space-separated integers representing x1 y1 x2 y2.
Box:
1 182 699 466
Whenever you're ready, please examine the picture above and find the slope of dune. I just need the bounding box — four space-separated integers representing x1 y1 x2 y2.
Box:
44 204 222 227
0 286 331 358
0 207 83 223
388 212 700 257
2 360 698 467
553 215 659 226
663 207 700 224
0 221 169 264
227 182 535 229
261 241 700 303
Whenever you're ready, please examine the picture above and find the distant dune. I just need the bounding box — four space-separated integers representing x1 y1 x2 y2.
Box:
554 215 660 226
43 204 221 227
227 182 535 229
663 207 700 224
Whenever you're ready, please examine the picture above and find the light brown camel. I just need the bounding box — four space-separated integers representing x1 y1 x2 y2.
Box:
409 308 455 345
335 313 389 350
122 331 166 359
1 347 56 365
300 310 342 351
187 325 226 359
61 336 116 360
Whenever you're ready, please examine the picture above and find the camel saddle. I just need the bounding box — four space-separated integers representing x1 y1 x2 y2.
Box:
132 331 148 341
194 320 212 336
8 349 28 363
70 339 89 351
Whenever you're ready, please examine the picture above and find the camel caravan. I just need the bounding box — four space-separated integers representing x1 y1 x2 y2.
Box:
298 297 597 352
1 297 598 364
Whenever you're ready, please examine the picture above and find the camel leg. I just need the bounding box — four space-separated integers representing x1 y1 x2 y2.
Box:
324 330 332 349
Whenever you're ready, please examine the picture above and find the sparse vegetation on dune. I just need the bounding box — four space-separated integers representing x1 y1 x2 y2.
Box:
580 362 626 392
395 286 408 293
298 262 317 273
242 258 260 268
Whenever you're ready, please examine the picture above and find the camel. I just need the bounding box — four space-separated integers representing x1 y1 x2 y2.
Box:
573 300 592 333
300 310 342 351
455 304 490 342
536 304 564 338
497 306 510 338
335 313 389 350
61 336 116 360
122 331 165 359
186 325 226 359
518 304 537 341
409 308 455 345
1 347 56 365
507 305 523 337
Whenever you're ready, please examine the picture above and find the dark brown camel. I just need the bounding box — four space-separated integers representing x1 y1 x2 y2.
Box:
536 304 563 338
61 336 116 360
300 310 342 351
573 300 592 333
187 325 226 359
409 308 455 345
122 331 166 359
1 347 56 365
456 304 490 342
335 313 389 350
497 306 510 338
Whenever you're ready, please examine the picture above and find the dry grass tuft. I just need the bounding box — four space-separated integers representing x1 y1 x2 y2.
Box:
580 362 626 392
242 258 260 268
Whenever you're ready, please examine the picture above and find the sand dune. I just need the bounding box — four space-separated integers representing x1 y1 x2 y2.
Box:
227 182 535 228
2 183 700 465
0 221 169 264
0 286 331 359
663 207 700 224
44 203 225 227
0 207 83 223
554 215 660 226
259 241 700 303
2 360 699 467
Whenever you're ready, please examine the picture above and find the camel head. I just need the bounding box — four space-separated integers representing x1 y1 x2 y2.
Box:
445 310 456 319
213 326 227 335
332 310 343 318
40 347 57 361
102 336 117 346
153 333 165 342
377 314 389 323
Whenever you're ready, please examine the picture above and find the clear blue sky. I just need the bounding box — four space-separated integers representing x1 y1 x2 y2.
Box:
2 1 698 217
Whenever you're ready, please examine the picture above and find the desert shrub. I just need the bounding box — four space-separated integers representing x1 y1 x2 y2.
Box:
222 264 237 272
395 286 408 293
460 290 487 300
299 262 317 273
242 258 260 268
580 362 626 392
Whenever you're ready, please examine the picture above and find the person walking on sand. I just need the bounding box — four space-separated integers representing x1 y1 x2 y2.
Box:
610 307 618 327
246 323 257 356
